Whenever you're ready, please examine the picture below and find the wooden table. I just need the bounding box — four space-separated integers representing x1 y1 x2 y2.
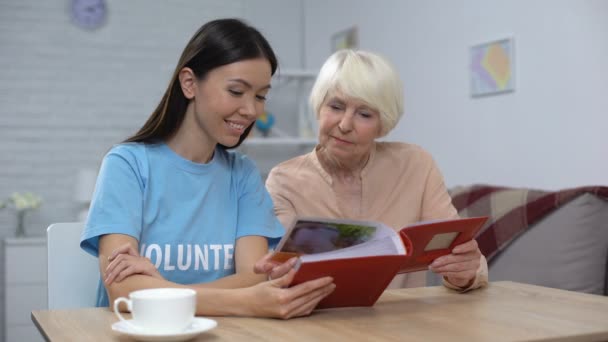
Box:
32 281 608 341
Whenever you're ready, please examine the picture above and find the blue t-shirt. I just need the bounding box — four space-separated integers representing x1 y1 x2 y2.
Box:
80 142 284 306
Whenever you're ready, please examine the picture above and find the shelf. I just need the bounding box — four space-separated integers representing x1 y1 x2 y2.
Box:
4 236 46 245
274 69 317 79
243 137 318 146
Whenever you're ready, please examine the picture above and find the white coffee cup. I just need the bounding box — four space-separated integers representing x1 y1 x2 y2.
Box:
113 288 196 334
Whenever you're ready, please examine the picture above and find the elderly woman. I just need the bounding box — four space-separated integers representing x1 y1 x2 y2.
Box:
266 50 488 291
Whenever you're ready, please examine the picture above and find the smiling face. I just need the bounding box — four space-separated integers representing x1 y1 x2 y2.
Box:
318 90 382 165
181 58 272 148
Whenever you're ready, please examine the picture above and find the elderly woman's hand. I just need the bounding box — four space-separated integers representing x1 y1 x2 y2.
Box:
254 252 299 281
428 239 481 288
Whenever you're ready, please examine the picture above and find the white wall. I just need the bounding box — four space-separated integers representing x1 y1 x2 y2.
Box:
303 0 608 189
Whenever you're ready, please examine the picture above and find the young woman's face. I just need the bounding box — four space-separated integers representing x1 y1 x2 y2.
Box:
317 91 382 163
189 58 272 147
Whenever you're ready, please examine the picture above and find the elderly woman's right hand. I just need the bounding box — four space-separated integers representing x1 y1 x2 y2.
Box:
247 268 335 319
254 252 300 280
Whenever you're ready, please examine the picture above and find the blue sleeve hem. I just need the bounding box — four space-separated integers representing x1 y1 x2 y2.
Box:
80 225 142 257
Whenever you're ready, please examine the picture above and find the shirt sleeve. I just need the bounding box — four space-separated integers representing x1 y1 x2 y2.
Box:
80 146 146 257
420 152 489 291
235 156 285 243
420 155 459 221
265 165 298 230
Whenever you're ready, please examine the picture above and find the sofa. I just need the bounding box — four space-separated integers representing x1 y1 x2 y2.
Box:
427 185 608 296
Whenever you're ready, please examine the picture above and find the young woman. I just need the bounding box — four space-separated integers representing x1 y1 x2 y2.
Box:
80 18 334 319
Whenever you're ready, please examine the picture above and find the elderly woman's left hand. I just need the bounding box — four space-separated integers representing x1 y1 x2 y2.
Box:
428 239 481 288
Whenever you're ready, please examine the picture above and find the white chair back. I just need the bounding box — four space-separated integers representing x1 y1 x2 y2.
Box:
47 222 99 309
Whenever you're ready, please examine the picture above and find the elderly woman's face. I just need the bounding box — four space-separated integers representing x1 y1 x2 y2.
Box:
318 91 381 162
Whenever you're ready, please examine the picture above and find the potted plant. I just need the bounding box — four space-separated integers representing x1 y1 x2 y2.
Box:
1 192 43 237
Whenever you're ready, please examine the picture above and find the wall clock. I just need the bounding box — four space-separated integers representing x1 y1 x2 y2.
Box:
70 0 107 30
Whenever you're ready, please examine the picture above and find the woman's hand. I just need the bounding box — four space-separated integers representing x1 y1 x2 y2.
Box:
253 252 299 280
245 268 335 319
428 239 481 288
104 243 163 285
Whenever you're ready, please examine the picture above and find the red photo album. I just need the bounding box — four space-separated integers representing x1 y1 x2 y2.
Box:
271 216 488 309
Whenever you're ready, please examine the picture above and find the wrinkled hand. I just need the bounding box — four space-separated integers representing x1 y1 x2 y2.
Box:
254 253 299 281
428 239 481 288
105 243 163 285
247 268 335 319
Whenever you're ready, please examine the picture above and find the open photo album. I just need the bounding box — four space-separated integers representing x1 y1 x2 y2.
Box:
271 216 488 308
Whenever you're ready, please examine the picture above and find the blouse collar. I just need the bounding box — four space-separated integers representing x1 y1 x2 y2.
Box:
309 142 377 185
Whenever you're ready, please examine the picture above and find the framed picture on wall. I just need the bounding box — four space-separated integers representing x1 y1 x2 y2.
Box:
470 37 515 97
331 26 358 52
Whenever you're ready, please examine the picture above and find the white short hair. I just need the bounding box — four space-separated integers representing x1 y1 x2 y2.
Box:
309 50 404 137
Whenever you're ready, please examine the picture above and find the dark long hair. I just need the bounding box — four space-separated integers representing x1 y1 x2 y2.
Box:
124 18 278 149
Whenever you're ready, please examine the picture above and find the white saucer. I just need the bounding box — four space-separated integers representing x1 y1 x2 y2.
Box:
111 317 217 341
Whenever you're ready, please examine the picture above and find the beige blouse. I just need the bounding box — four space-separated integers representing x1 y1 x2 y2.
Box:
266 142 488 290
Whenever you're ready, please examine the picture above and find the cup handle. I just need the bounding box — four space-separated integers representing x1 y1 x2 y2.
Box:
113 297 139 331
